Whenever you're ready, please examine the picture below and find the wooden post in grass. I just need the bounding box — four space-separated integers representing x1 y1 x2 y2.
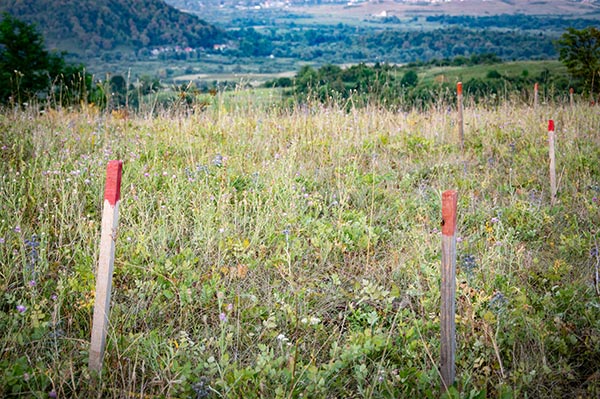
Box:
441 190 458 392
89 160 123 373
534 82 539 108
548 120 557 205
457 82 464 151
569 88 574 108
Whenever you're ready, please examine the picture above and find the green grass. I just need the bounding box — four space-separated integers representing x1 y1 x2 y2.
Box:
0 95 599 398
418 61 567 85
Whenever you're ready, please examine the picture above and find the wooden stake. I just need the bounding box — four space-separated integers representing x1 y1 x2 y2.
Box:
457 82 464 151
441 190 458 392
90 160 123 373
569 88 574 108
534 82 539 108
548 120 557 205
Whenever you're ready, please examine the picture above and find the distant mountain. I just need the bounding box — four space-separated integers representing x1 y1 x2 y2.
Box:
0 0 223 54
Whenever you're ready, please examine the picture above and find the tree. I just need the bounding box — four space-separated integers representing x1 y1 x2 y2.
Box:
401 70 419 88
0 13 51 103
0 13 89 105
556 27 600 95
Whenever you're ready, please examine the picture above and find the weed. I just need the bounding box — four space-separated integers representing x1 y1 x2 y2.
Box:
0 98 598 397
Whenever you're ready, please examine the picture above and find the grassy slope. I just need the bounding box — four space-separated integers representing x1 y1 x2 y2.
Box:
418 61 568 85
0 97 599 397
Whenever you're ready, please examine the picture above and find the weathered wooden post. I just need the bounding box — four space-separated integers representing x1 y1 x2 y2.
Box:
457 82 464 151
569 88 574 108
90 160 123 373
534 82 539 108
548 120 557 205
441 190 458 392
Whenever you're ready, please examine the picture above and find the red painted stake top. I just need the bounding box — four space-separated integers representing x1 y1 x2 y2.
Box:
569 87 574 94
104 160 123 206
548 120 555 132
534 82 539 91
441 190 458 236
457 82 463 96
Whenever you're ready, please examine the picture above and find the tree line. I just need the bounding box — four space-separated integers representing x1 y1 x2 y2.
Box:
267 61 572 110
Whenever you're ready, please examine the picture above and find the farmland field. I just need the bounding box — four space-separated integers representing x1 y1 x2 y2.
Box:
0 93 599 397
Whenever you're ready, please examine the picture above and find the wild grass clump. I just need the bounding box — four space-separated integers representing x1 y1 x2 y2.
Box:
0 97 599 398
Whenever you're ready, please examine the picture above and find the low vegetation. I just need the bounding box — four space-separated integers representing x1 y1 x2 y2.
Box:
265 58 572 110
0 90 599 397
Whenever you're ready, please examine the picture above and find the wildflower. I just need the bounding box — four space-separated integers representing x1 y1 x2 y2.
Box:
192 376 210 399
25 234 40 276
144 173 150 177
491 217 500 223
0 237 4 244
276 333 289 343
49 390 57 399
16 305 26 313
301 316 321 325
28 280 36 288
51 294 58 301
212 154 223 167
461 254 478 275
219 313 227 322
226 303 233 312
489 291 508 313
14 226 21 233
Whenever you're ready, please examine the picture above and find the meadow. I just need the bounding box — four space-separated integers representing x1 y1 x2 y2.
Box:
0 93 599 398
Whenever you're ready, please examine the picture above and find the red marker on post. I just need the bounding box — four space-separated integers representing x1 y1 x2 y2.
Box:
440 190 458 392
90 160 123 373
534 82 539 108
569 88 574 108
548 120 556 205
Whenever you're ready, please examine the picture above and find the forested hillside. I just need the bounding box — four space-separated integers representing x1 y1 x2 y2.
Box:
0 0 223 54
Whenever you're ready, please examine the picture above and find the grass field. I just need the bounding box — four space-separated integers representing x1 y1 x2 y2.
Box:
0 94 599 398
418 61 568 86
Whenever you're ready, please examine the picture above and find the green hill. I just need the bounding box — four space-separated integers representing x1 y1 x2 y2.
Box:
0 0 223 55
